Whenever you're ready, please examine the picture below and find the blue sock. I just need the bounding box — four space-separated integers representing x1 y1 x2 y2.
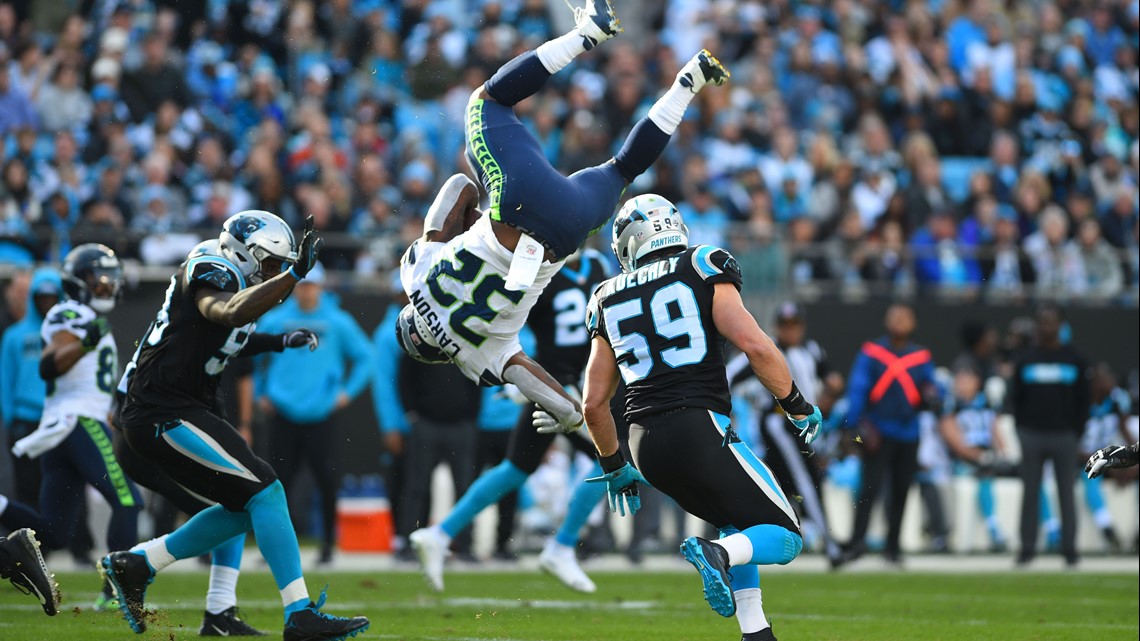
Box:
441 461 528 539
977 478 996 520
555 463 607 547
741 525 803 565
0 499 45 533
245 481 309 619
161 504 252 561
212 534 245 570
613 118 671 182
484 52 551 107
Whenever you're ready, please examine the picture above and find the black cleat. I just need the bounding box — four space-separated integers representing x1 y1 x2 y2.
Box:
99 551 154 633
283 589 370 641
680 537 736 617
201 606 266 636
0 529 60 616
743 627 778 641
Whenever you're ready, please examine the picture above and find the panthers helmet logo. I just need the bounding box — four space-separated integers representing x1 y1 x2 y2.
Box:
229 216 266 243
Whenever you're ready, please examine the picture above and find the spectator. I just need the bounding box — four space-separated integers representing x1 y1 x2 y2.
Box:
1008 305 1090 566
1074 218 1125 300
911 210 983 291
120 32 193 122
903 156 949 228
0 268 61 508
0 60 37 135
34 63 91 133
256 264 374 564
982 206 1037 298
1 158 38 245
835 303 937 567
1026 205 1087 298
677 185 729 248
851 162 897 231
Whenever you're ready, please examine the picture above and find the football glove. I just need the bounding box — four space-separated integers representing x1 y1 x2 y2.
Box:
586 462 645 517
289 216 323 280
1085 445 1136 479
533 385 584 434
788 405 824 444
80 317 111 351
283 328 319 351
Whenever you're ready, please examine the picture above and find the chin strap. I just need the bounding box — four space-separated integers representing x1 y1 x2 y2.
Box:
424 174 478 234
503 364 583 429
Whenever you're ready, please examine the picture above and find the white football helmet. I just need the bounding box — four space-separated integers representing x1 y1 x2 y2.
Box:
189 238 221 258
217 211 298 284
611 194 689 273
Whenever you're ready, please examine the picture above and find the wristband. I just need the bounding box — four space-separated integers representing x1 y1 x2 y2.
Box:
599 450 626 474
287 265 301 281
777 382 813 416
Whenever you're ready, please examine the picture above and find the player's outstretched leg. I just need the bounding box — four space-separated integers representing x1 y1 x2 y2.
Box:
0 529 60 616
480 0 621 108
609 49 730 185
410 461 529 592
540 464 607 593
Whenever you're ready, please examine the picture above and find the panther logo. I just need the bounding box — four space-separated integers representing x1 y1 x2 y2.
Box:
229 216 266 242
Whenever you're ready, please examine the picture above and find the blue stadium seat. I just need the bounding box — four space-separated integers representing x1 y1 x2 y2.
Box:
940 157 993 203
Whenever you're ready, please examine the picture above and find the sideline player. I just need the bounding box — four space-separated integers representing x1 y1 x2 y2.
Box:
110 239 319 636
0 528 59 615
12 244 142 609
395 0 729 433
409 248 613 593
579 195 822 641
100 213 368 641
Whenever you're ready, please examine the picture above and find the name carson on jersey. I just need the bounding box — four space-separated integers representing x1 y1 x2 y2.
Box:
408 288 462 360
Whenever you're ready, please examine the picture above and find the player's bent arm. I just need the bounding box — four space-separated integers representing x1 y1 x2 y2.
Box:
195 272 298 328
502 351 583 427
423 174 481 243
39 330 87 380
582 337 621 458
710 283 796 407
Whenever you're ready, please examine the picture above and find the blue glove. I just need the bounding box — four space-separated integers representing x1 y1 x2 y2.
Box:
585 462 645 517
788 405 824 444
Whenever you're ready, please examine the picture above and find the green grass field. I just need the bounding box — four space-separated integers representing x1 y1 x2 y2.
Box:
1 570 1137 641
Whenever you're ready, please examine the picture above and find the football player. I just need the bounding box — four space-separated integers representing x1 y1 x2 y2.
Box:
408 248 615 593
12 244 142 610
0 528 59 616
395 0 729 433
579 195 823 641
100 213 368 641
109 239 319 637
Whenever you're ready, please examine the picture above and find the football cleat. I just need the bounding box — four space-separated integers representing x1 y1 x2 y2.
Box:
99 551 154 633
0 529 60 616
283 589 369 641
742 627 779 641
539 541 596 594
409 527 448 592
677 49 730 93
681 537 736 617
201 606 267 637
571 0 622 51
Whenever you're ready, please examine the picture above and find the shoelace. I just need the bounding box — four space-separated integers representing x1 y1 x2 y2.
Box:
308 585 347 621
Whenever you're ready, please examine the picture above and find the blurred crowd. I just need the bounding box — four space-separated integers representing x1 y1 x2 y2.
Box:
0 0 1137 301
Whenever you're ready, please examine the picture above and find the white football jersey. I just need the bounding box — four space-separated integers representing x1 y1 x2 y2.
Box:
40 300 117 420
401 215 565 385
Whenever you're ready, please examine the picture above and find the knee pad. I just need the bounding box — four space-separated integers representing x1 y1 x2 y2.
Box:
779 531 804 565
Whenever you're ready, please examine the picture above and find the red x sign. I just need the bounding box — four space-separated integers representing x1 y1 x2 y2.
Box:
861 342 931 406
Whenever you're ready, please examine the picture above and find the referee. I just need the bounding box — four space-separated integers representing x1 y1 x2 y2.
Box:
1008 305 1090 567
727 302 843 563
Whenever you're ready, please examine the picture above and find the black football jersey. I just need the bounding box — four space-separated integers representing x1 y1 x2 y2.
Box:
526 249 611 385
587 245 742 422
121 254 256 424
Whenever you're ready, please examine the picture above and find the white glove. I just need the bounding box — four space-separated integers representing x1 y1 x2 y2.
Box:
533 385 584 434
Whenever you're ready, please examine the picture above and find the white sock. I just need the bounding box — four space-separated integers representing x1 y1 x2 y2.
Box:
713 533 754 567
433 525 453 546
735 588 770 634
647 83 697 135
281 577 309 609
1093 508 1113 529
0 493 9 517
543 539 573 557
131 536 177 572
535 31 587 74
205 565 240 614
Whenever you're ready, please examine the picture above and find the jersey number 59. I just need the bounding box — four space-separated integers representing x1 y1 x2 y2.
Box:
606 282 707 383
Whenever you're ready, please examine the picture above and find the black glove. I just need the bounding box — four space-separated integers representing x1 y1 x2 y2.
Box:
289 215 323 280
283 328 319 351
80 317 111 351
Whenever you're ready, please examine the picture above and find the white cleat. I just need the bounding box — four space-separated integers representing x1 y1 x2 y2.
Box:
409 527 448 592
570 0 622 51
676 49 730 94
539 541 597 594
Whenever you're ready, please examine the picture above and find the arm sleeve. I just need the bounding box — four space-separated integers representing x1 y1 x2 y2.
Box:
338 313 375 401
240 332 285 356
692 246 743 290
843 350 873 429
372 323 409 434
